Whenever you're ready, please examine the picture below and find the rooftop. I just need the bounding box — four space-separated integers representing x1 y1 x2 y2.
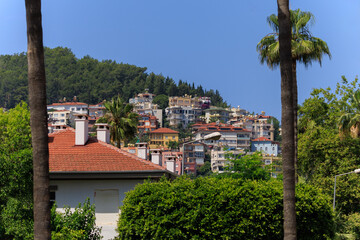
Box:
150 128 179 134
49 129 167 172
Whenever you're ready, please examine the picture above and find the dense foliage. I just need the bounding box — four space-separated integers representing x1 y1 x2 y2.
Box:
0 47 227 109
51 199 102 240
298 77 360 214
0 103 33 239
117 177 334 240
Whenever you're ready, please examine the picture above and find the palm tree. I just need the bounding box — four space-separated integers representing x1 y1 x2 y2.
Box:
100 96 138 148
25 0 51 238
277 0 296 239
338 90 360 138
257 8 331 183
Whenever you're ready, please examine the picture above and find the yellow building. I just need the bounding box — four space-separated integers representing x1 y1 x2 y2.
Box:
168 94 200 108
150 128 179 148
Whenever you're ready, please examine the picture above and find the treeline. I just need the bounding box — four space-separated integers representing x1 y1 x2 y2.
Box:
0 47 227 109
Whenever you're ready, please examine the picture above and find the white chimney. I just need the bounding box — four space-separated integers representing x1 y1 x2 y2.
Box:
96 123 110 144
136 142 148 160
150 149 162 166
165 155 176 173
75 114 88 145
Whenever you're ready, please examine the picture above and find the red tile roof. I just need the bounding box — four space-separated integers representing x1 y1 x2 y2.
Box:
252 137 271 142
150 128 178 134
49 129 167 172
48 102 88 106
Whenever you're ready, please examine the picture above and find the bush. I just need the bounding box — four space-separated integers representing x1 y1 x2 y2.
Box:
51 198 102 240
117 177 335 240
344 213 360 239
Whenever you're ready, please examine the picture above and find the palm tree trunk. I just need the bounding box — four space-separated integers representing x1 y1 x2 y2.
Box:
25 0 51 239
292 60 298 184
277 0 297 239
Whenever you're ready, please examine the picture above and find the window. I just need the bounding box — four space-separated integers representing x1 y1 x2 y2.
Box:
165 136 168 139
172 136 175 139
77 108 80 111
54 114 58 117
61 114 65 117
49 185 57 208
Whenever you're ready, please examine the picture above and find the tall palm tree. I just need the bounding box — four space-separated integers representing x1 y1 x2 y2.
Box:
101 96 138 148
338 90 360 138
25 0 51 238
257 8 331 182
277 0 296 239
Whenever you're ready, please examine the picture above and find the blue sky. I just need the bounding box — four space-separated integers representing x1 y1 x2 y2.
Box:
0 1 359 119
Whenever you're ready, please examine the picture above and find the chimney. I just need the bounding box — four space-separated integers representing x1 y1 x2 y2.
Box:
165 155 176 173
136 142 148 160
150 149 162 166
96 123 110 144
75 114 88 145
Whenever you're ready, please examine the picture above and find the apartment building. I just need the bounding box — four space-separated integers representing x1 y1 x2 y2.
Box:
203 107 232 123
47 102 88 115
211 148 244 172
166 95 202 128
168 94 201 108
138 114 158 133
193 122 251 150
129 90 155 104
166 106 202 128
181 143 205 175
233 113 275 141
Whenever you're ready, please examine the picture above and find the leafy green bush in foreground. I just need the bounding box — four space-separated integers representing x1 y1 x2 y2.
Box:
117 177 335 240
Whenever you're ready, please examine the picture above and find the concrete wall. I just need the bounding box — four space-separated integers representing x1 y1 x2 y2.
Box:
50 179 143 210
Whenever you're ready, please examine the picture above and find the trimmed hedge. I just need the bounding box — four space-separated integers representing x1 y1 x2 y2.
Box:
117 177 334 240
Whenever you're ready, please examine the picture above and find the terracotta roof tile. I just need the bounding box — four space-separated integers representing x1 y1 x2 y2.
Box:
48 102 88 106
252 137 271 142
150 128 178 134
49 129 167 172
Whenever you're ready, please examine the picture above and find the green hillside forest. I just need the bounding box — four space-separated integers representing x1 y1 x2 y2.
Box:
0 47 227 109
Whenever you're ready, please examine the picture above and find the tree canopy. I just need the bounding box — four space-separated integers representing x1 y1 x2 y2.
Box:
0 47 227 109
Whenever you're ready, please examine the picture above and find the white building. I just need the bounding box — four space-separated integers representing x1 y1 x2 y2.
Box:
203 107 232 123
47 102 88 115
166 106 202 128
251 137 280 156
211 148 244 172
193 122 251 150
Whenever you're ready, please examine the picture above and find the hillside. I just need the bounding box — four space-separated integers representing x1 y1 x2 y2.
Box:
0 47 227 109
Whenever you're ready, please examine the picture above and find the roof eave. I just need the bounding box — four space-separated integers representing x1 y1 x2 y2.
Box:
49 170 177 180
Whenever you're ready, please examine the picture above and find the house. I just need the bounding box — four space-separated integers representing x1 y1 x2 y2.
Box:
251 137 280 156
49 115 175 238
149 128 179 148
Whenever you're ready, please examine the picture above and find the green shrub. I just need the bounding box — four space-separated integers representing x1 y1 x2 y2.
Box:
51 198 102 240
117 177 335 240
345 213 360 238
